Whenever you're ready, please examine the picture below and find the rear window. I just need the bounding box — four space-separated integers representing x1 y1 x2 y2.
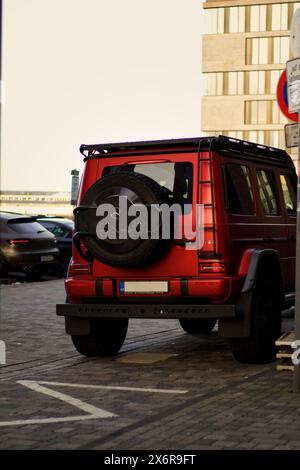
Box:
7 220 46 233
225 164 254 215
103 162 193 204
40 221 71 237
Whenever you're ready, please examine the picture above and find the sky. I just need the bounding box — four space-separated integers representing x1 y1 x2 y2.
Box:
1 0 203 192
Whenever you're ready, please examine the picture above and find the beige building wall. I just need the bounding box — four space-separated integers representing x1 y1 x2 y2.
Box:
202 0 299 158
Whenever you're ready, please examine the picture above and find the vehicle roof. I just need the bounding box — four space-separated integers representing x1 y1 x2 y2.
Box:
0 211 34 220
37 217 73 224
80 135 294 170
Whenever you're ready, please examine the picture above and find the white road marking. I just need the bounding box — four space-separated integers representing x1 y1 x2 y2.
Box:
0 379 188 427
34 380 188 395
0 415 99 427
18 380 116 418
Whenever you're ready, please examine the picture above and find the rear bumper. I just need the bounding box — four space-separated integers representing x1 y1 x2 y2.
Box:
6 251 60 271
56 302 236 319
65 275 244 304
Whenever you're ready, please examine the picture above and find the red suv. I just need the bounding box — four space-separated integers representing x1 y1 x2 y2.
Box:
57 136 296 363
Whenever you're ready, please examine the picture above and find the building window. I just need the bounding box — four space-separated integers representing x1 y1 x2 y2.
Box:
217 8 225 33
246 36 289 65
250 5 267 32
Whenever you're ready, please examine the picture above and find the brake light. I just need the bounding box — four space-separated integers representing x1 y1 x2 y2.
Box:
7 239 30 245
200 262 225 273
69 263 92 274
199 153 215 254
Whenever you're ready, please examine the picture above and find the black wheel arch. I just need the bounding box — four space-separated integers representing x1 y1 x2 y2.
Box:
219 249 284 339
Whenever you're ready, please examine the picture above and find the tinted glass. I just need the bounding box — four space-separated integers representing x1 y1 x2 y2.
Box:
225 164 254 215
256 170 279 215
280 174 296 216
103 162 193 204
8 221 46 233
39 221 56 232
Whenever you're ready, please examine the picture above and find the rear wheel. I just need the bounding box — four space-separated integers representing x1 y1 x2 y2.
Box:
229 276 282 364
71 318 128 357
0 258 7 278
179 318 217 334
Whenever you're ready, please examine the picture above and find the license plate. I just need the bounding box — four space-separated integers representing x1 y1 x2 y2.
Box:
41 255 54 262
120 281 169 294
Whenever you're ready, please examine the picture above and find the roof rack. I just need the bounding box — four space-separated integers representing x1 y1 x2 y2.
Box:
80 135 293 167
217 135 291 166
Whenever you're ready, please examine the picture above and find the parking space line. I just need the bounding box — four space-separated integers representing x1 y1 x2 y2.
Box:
18 380 116 418
0 380 188 427
0 415 100 427
34 380 188 395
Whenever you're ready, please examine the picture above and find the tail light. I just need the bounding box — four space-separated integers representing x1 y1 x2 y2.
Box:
198 153 215 255
200 262 225 273
7 239 30 245
69 263 92 274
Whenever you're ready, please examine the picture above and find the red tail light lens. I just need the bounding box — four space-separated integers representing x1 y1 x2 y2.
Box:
69 263 92 274
199 154 215 254
200 262 225 273
7 239 30 245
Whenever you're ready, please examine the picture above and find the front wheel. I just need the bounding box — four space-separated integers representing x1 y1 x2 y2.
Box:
229 276 282 364
71 318 128 357
179 318 217 334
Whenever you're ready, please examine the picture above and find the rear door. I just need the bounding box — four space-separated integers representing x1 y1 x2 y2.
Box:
223 159 264 272
255 167 289 288
93 152 200 278
278 172 297 291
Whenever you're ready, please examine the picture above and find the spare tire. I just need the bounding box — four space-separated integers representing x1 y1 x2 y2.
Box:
76 171 171 268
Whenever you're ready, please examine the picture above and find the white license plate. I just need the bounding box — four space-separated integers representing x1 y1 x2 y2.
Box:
41 255 54 262
120 281 169 294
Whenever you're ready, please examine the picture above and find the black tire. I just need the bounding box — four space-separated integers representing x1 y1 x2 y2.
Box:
26 271 42 282
179 318 217 334
71 318 128 357
77 171 170 268
0 258 7 278
229 276 282 364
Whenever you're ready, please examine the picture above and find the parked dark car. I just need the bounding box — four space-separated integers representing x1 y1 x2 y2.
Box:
36 217 73 275
0 212 60 279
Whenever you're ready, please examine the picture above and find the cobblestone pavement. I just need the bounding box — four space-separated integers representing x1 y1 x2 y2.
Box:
0 280 299 450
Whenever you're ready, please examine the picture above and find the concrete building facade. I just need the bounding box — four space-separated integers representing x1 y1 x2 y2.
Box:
0 191 73 218
202 0 299 156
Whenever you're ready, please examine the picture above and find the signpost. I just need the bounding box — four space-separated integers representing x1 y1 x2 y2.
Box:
285 123 299 148
288 14 300 391
71 169 80 206
277 70 299 122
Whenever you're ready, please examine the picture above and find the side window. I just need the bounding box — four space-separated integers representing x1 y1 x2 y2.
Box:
256 169 279 216
225 164 254 215
40 221 56 233
280 174 296 216
52 225 65 237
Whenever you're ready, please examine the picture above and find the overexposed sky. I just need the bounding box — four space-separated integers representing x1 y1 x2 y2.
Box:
1 0 203 192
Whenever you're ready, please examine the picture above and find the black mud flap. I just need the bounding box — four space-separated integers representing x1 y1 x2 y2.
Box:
218 291 252 338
